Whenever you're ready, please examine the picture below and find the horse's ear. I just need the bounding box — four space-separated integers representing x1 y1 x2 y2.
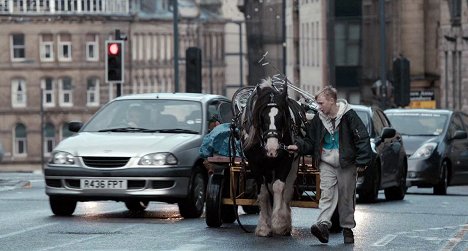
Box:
255 84 262 95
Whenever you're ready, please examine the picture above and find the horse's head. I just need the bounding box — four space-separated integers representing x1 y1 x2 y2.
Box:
243 78 290 158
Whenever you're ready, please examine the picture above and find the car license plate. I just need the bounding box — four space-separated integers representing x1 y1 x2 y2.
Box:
80 179 127 189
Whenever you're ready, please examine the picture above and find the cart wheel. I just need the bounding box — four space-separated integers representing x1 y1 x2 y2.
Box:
206 174 224 227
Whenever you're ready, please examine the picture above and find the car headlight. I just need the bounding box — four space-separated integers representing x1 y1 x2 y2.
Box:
50 151 76 165
409 142 437 159
138 153 178 166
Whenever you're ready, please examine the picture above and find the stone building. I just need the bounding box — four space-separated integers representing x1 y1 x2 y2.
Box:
0 0 226 170
439 0 468 112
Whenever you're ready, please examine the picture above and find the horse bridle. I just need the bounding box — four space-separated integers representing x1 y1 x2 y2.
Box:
259 93 289 152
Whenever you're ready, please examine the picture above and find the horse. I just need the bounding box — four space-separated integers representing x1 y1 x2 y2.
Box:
238 78 306 237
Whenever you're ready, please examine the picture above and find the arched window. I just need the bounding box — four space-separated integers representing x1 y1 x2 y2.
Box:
14 123 27 155
44 123 55 156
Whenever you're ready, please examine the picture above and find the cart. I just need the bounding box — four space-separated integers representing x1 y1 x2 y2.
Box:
204 155 321 228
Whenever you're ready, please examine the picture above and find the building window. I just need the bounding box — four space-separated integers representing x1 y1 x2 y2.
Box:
335 22 361 66
449 0 461 26
61 122 73 140
86 34 99 61
58 34 72 61
87 77 100 106
42 77 55 107
44 123 55 156
59 77 73 106
11 79 27 107
40 34 54 62
14 123 27 156
11 33 25 61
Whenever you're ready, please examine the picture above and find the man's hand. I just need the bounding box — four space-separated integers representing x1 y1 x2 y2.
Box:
287 145 298 154
357 165 367 173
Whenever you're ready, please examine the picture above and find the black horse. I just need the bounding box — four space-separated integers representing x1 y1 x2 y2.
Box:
239 78 306 236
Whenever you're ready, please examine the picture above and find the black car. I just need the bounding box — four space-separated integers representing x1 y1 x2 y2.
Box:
352 105 408 203
384 109 468 195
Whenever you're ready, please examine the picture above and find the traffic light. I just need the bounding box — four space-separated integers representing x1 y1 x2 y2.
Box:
393 56 411 107
186 47 202 93
105 40 124 83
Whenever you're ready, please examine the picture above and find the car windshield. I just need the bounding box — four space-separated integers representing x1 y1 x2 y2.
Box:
385 113 448 136
82 99 203 134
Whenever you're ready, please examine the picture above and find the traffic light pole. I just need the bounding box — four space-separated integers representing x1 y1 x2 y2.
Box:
173 0 179 92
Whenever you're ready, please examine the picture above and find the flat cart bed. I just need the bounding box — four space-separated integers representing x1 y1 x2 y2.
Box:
205 156 321 208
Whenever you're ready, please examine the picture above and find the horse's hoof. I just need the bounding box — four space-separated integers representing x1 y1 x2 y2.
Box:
255 227 272 237
272 227 292 236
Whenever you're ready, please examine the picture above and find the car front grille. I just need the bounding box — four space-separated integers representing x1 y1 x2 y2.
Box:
82 156 130 168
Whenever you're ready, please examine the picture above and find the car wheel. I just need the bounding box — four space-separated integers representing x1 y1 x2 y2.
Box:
384 164 407 201
49 197 76 216
433 161 448 195
358 164 380 203
125 200 149 212
178 170 206 219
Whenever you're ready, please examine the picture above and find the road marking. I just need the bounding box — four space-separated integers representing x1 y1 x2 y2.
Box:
440 224 468 251
372 234 397 246
0 223 58 240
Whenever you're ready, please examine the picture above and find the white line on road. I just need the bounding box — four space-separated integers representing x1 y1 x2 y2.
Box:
372 234 397 247
37 224 138 251
0 223 58 240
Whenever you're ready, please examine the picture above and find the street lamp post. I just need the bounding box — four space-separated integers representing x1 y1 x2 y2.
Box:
40 87 44 170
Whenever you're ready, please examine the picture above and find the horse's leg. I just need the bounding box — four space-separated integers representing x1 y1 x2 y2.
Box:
271 179 291 236
255 183 272 237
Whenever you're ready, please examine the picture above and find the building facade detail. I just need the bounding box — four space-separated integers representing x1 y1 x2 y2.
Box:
0 0 226 170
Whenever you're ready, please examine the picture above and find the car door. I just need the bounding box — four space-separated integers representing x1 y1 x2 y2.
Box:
373 109 398 186
448 113 468 185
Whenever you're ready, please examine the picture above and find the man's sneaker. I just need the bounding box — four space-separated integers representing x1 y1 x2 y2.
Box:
310 223 329 243
343 228 354 244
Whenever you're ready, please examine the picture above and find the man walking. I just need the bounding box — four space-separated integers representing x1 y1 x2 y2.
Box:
287 86 371 244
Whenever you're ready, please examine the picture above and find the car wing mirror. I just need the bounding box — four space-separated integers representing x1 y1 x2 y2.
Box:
451 130 467 140
68 121 83 132
380 127 396 140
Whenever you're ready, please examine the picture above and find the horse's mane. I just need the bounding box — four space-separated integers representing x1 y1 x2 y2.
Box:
242 78 291 150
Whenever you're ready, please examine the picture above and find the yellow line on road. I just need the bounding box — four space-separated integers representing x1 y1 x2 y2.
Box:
441 224 468 251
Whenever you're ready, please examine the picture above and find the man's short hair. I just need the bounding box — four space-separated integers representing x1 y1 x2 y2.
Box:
315 85 337 101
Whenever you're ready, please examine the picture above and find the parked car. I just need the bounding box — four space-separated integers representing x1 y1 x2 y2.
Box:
384 109 468 195
44 93 231 217
351 105 408 203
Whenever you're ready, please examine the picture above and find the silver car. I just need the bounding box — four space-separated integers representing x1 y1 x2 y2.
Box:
44 93 231 217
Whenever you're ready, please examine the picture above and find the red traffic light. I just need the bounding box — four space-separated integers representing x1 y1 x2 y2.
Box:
108 43 120 55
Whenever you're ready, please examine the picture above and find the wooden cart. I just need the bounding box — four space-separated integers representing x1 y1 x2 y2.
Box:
204 155 321 227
